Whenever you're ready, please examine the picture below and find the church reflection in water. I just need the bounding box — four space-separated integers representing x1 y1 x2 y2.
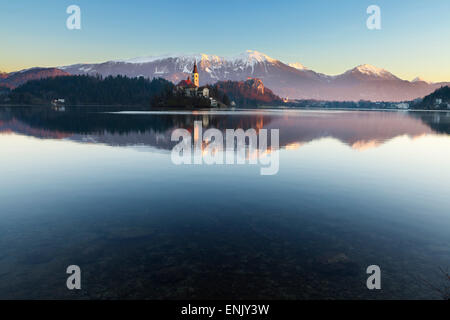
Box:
1 106 450 152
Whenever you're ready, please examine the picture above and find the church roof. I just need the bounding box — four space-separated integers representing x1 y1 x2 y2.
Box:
193 62 198 74
177 77 196 88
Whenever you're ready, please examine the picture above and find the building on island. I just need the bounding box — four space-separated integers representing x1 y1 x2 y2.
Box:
192 62 199 87
51 98 65 106
175 62 213 102
394 102 409 109
173 61 225 107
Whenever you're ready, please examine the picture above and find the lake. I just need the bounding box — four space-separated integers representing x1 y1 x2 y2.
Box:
0 106 449 299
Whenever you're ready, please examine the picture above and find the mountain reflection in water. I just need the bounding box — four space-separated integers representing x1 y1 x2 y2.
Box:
1 107 449 151
0 106 449 300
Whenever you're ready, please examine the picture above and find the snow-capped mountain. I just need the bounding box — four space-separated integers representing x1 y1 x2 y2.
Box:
341 64 400 80
52 50 450 101
60 50 286 84
288 62 308 70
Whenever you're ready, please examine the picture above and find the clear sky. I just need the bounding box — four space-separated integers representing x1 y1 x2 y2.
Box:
1 0 449 82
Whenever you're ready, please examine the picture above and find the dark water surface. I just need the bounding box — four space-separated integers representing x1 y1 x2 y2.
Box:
0 106 449 299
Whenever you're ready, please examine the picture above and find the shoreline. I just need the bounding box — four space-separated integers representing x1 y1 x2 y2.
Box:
0 104 449 113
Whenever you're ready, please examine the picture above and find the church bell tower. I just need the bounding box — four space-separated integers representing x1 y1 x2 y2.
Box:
192 61 199 87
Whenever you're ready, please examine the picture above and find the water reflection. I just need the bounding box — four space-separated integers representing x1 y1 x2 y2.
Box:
1 107 449 151
0 106 449 300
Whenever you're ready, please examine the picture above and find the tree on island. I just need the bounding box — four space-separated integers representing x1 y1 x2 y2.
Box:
3 75 283 108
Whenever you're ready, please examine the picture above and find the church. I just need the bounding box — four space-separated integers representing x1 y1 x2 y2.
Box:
176 62 210 99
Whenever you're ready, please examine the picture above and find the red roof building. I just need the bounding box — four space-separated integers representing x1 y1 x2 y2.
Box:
177 76 196 88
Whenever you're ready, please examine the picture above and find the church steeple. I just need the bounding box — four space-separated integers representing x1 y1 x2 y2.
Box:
192 61 199 87
193 61 198 74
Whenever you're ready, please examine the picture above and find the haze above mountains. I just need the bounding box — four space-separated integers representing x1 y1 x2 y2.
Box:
2 50 449 102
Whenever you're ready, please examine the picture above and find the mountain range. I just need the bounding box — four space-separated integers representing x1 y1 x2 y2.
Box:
0 68 69 89
2 50 449 102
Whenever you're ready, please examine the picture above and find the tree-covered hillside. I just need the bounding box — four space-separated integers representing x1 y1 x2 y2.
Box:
1 74 285 108
412 86 450 110
208 78 283 107
7 75 174 106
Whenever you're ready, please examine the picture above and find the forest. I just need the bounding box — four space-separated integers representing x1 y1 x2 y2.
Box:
4 75 174 106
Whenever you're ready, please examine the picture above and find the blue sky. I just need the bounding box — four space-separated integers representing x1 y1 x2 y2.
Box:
1 0 449 81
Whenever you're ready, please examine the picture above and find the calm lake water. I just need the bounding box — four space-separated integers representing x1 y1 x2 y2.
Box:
0 106 449 299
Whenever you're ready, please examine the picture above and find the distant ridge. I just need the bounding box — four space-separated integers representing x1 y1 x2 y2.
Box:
412 77 430 84
288 62 307 70
0 68 69 89
7 50 450 101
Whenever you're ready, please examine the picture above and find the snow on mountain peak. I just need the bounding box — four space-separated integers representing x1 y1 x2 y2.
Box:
354 64 389 76
115 53 223 64
412 76 430 83
230 50 277 64
288 62 307 70
343 64 399 80
113 50 280 69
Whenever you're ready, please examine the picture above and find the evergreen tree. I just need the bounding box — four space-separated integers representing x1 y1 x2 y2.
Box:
8 75 175 106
